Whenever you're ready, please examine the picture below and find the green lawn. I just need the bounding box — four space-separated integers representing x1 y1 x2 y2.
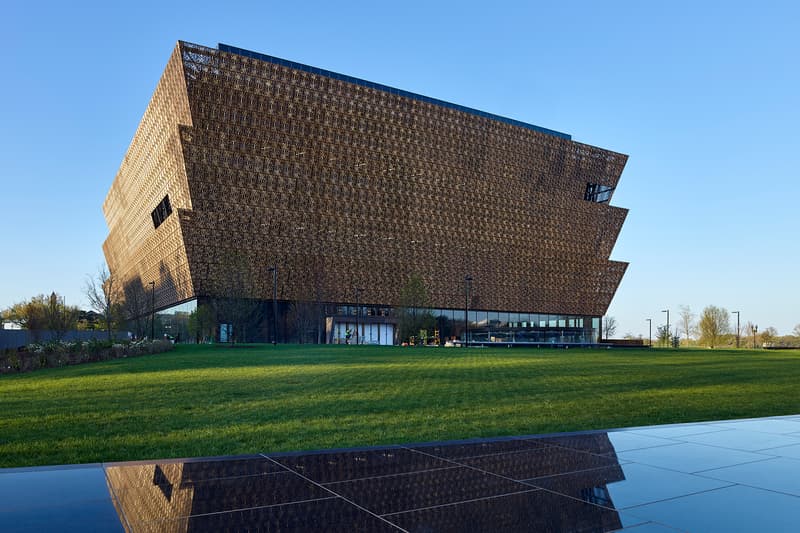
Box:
1 344 799 468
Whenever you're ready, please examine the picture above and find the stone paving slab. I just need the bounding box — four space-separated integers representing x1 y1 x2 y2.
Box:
3 415 800 531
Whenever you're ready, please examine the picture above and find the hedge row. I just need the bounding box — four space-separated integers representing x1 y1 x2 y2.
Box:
0 339 174 374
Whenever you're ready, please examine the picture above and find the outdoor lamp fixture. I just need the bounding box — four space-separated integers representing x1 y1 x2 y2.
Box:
732 311 740 348
355 288 363 345
753 324 758 349
662 309 669 346
646 318 652 347
268 266 278 345
464 275 473 348
149 281 155 340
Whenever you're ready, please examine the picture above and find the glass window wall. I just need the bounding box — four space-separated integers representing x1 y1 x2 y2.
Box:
153 299 198 342
422 306 603 344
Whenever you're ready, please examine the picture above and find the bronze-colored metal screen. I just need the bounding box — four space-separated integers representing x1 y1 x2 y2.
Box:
104 41 628 319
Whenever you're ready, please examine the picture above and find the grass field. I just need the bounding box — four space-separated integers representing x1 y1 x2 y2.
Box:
2 344 799 468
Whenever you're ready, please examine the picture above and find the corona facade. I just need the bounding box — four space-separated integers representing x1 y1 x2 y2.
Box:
103 41 628 344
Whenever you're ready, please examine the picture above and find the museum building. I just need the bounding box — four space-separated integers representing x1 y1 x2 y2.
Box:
102 41 629 345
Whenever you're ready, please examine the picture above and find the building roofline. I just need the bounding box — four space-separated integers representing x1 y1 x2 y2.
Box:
216 42 572 141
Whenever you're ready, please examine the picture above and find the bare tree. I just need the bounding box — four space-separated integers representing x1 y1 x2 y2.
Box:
397 274 434 344
743 321 758 348
85 264 121 342
283 259 328 344
602 316 618 339
312 262 327 344
122 280 149 339
213 252 260 343
793 324 800 338
678 305 695 345
287 301 317 343
698 305 730 348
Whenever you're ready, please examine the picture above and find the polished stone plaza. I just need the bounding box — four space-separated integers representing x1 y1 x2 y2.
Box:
4 415 800 531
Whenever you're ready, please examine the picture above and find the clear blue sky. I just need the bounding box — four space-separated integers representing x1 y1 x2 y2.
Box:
2 0 798 337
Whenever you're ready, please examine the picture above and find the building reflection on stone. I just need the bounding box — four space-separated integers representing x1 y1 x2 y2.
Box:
106 432 631 532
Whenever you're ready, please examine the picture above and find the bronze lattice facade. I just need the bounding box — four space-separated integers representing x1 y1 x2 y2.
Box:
103 41 628 344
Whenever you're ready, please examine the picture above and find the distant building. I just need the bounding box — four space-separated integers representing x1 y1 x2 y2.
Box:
103 41 629 344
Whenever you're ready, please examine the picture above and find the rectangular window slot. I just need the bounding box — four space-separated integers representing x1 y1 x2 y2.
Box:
151 195 173 229
584 183 614 203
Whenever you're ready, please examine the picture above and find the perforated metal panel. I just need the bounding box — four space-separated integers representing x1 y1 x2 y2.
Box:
103 41 628 318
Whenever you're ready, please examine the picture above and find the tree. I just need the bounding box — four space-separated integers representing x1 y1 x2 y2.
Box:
76 310 102 331
656 324 671 347
187 303 215 343
760 326 778 347
793 324 800 338
84 264 121 342
286 260 327 344
743 322 758 348
602 316 617 340
44 292 80 341
3 296 48 340
122 280 149 339
212 252 260 343
3 294 77 342
397 273 435 344
698 305 730 348
678 305 695 345
287 301 317 343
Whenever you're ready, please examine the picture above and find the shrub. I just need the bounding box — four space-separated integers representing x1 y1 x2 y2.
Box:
0 339 175 375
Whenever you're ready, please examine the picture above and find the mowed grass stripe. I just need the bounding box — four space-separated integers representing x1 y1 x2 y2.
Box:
1 344 799 467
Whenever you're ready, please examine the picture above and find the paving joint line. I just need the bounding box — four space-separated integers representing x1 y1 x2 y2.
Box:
260 453 408 532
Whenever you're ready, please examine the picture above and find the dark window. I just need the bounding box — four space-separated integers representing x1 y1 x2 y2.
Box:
581 486 612 507
151 195 173 229
584 183 614 203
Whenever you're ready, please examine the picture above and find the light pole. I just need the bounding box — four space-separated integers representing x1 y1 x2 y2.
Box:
646 318 652 347
753 324 758 349
268 266 277 345
149 281 155 340
464 275 473 348
662 309 669 347
355 288 363 345
732 311 740 348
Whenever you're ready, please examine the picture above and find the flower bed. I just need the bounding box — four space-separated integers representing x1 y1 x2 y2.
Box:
0 339 175 374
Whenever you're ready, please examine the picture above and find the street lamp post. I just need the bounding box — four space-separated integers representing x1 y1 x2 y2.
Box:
355 288 363 345
646 318 652 347
149 281 155 340
268 266 277 345
662 309 669 347
753 324 758 349
732 311 740 348
464 275 473 348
